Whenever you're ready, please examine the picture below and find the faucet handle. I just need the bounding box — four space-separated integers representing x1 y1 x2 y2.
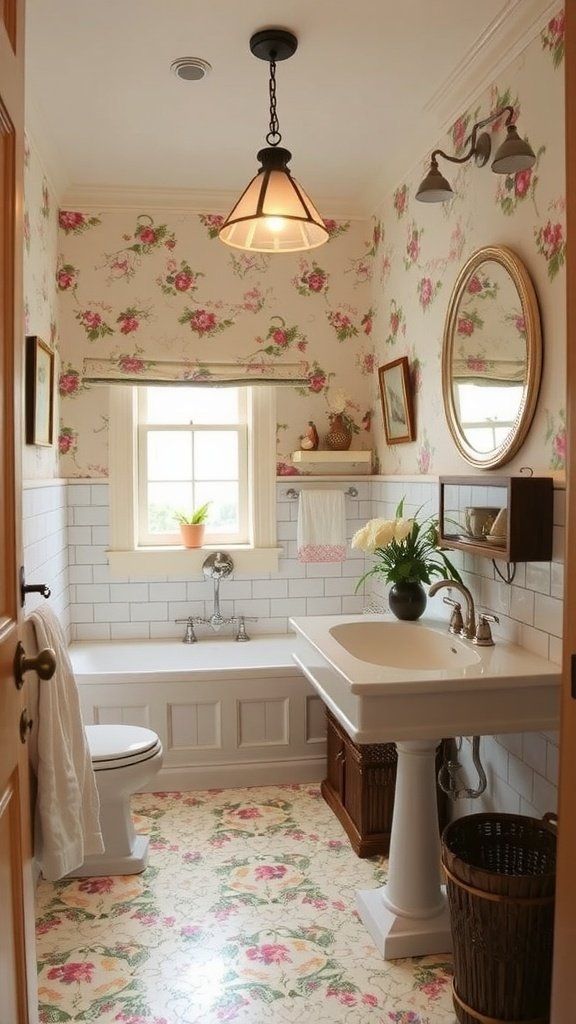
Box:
472 612 500 647
175 617 198 643
234 614 258 641
442 596 464 635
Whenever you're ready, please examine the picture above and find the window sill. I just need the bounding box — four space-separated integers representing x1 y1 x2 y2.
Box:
108 545 282 578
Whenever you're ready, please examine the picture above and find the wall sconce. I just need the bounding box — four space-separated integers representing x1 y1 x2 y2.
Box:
415 105 536 203
219 29 328 254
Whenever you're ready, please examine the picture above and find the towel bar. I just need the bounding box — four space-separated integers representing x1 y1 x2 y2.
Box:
286 486 358 498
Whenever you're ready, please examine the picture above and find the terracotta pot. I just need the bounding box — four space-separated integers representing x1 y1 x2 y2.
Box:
388 581 427 620
326 413 352 451
179 523 205 548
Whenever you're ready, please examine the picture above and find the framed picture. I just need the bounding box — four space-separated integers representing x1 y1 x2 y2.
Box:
378 356 415 445
26 336 55 446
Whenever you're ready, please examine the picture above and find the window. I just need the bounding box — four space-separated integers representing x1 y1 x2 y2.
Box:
137 386 248 546
108 385 280 575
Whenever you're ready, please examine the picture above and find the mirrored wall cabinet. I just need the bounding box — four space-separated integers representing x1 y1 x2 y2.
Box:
439 475 553 562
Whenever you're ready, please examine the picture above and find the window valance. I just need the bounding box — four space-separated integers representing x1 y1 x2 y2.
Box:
82 357 309 387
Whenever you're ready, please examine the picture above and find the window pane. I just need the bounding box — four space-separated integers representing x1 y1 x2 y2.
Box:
147 431 192 479
194 431 238 479
145 386 239 424
147 482 193 533
195 482 239 532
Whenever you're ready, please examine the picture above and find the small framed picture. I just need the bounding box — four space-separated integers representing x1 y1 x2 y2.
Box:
378 356 415 445
26 336 55 446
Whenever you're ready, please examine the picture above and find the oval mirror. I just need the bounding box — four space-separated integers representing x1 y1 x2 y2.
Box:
442 245 542 469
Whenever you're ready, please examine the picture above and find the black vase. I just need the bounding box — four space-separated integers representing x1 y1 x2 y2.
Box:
388 581 427 621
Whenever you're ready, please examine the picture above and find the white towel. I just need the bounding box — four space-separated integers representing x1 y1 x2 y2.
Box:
297 489 347 563
28 605 103 881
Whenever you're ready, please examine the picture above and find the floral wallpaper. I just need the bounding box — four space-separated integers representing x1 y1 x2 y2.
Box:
53 211 375 477
369 8 566 477
23 8 565 482
22 137 60 480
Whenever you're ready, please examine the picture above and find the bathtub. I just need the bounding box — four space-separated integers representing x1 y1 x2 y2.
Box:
70 636 327 790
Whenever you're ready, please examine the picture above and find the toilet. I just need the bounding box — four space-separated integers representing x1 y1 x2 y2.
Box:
68 724 163 877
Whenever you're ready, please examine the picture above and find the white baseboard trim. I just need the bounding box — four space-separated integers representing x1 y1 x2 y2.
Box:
142 757 327 792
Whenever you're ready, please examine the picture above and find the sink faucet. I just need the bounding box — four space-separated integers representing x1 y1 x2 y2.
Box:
428 579 476 639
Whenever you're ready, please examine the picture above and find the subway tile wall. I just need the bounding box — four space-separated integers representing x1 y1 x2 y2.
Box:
22 481 69 631
22 475 564 817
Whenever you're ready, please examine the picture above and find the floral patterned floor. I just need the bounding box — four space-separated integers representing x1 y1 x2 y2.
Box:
35 785 456 1023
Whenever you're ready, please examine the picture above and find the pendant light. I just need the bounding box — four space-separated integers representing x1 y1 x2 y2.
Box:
219 29 329 254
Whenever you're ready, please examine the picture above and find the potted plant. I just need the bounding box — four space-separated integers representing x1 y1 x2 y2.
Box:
351 498 462 620
173 502 211 549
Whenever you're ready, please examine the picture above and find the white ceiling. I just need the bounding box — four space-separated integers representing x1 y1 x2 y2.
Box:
25 0 556 217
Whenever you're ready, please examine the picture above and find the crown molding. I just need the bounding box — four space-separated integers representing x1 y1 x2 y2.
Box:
61 183 369 220
423 0 560 129
364 0 559 216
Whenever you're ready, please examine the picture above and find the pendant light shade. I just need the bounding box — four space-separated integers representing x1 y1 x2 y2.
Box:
219 146 328 252
219 29 328 254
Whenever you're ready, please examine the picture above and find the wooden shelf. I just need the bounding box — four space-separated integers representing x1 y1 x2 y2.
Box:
292 450 371 464
439 475 553 563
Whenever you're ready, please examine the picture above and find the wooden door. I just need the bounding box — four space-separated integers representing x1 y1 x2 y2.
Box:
0 0 39 1021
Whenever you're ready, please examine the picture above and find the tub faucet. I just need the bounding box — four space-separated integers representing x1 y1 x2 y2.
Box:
202 551 234 631
428 579 476 640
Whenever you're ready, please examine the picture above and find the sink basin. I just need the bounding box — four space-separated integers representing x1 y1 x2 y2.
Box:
289 613 560 744
329 620 480 670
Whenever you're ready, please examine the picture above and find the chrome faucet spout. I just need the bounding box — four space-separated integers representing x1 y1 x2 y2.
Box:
428 579 476 639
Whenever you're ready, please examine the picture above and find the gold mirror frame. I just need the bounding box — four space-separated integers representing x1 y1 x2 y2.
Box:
442 245 542 469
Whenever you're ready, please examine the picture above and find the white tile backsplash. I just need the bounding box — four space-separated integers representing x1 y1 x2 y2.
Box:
534 593 563 637
22 475 564 818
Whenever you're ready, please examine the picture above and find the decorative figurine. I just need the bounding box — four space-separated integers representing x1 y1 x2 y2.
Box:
300 420 319 451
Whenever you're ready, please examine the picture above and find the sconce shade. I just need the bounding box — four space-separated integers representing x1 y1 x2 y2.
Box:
491 125 536 174
219 147 328 253
415 158 455 204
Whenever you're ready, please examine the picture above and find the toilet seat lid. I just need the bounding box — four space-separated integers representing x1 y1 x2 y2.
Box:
86 724 160 763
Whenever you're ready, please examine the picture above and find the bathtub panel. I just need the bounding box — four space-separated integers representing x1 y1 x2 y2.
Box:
95 705 151 728
306 695 327 743
237 698 289 747
71 638 327 789
168 701 222 749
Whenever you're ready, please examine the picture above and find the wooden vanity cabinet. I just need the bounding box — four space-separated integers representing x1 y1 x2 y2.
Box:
322 709 448 857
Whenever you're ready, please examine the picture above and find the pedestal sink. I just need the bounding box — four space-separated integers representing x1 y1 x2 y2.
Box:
289 614 560 960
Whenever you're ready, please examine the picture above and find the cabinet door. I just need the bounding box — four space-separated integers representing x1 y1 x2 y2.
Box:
325 711 346 801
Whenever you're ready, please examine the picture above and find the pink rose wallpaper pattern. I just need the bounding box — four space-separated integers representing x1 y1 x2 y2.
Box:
23 8 566 479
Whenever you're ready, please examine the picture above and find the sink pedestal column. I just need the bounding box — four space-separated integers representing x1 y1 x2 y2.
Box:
356 738 452 959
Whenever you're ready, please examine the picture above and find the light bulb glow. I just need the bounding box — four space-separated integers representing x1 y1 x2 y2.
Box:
265 216 286 232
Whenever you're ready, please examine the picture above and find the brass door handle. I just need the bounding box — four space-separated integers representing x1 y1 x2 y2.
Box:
20 709 34 744
14 641 56 689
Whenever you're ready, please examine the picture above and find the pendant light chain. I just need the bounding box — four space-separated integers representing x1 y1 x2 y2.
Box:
266 59 282 147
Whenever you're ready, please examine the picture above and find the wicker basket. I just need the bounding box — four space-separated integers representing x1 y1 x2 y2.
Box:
442 813 557 1024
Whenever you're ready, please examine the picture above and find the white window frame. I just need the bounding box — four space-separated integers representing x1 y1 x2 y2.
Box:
108 385 281 576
